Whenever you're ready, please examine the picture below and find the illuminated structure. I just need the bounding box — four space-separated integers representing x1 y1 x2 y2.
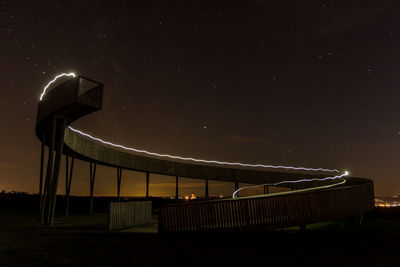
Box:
36 74 374 229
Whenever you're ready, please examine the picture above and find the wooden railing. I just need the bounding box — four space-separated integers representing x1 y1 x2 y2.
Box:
158 179 374 232
108 201 152 231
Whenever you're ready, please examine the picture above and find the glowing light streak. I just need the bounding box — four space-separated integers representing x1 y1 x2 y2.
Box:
39 72 76 100
67 126 340 173
232 172 349 198
234 178 347 200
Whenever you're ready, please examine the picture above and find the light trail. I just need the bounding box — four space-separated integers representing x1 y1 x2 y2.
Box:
233 178 347 200
39 72 76 101
232 172 349 198
40 72 349 198
67 126 341 173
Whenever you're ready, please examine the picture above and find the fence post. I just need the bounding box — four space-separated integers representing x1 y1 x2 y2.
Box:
158 207 163 233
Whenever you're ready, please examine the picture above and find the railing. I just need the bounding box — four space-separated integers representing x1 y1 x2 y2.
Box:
108 201 152 231
158 179 374 232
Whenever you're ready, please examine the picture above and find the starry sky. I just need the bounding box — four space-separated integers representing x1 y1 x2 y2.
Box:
1 1 399 197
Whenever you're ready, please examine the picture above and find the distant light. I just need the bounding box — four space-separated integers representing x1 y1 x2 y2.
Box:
39 72 76 100
344 171 349 176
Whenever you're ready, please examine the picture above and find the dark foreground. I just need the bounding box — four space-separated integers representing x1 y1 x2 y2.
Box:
1 208 400 266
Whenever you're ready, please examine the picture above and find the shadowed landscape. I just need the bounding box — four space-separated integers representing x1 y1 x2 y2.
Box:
1 193 400 265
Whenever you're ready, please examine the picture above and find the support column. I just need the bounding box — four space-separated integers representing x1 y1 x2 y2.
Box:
89 162 97 215
40 117 56 223
145 172 150 198
47 117 66 226
235 181 239 191
175 176 179 199
116 168 122 201
205 179 209 199
65 156 74 217
38 135 45 215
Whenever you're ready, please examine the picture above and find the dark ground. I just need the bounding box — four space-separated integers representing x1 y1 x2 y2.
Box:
0 193 399 266
1 207 400 266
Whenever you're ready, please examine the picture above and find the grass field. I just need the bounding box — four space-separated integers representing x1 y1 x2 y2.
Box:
1 208 400 266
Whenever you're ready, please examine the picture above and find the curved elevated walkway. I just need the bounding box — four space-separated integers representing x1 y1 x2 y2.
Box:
36 75 374 230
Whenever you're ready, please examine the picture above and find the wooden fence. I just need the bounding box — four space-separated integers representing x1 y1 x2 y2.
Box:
158 179 374 232
108 201 152 231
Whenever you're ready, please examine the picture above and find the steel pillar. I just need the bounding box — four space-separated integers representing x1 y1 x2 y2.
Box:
116 168 122 201
175 176 179 199
205 179 209 199
65 156 74 216
40 117 56 225
89 162 97 215
235 181 239 191
38 135 45 216
46 117 66 226
146 172 150 198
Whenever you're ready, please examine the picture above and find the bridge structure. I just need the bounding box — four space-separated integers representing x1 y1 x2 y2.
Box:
35 74 374 230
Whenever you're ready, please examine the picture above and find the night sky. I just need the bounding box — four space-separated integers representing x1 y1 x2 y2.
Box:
1 1 399 197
